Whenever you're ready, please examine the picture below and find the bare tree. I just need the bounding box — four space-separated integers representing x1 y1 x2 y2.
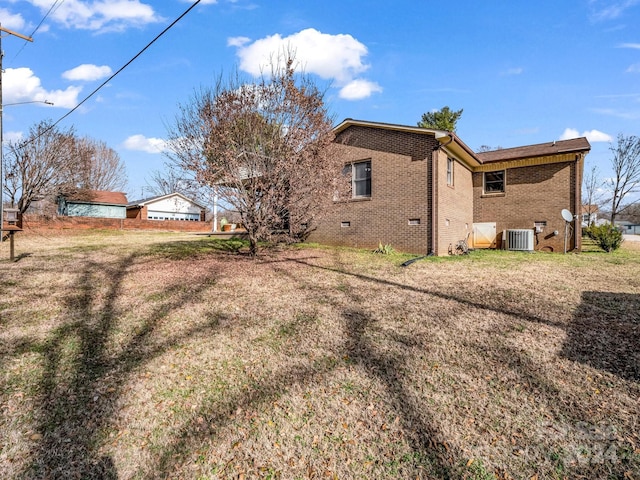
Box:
623 203 640 223
3 120 76 214
477 145 503 153
167 55 340 255
582 164 604 225
72 137 127 192
606 133 640 225
145 165 201 199
3 121 128 215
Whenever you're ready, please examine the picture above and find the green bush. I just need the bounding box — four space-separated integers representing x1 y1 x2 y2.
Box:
585 224 624 252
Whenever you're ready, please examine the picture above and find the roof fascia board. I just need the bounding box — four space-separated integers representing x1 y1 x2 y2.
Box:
334 118 446 137
474 153 583 172
335 118 481 166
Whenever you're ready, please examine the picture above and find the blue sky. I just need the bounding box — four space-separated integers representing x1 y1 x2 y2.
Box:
2 0 639 200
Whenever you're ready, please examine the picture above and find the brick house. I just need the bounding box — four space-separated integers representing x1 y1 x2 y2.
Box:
309 119 590 255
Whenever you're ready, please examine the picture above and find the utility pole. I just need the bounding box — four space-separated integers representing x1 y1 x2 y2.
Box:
0 25 33 240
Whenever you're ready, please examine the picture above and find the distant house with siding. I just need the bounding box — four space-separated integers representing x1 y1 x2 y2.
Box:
126 192 206 221
615 220 640 235
58 190 128 219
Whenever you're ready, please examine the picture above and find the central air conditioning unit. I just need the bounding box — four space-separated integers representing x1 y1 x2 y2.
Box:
506 229 534 251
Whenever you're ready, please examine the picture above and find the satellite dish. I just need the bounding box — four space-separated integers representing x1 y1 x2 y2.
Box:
561 209 573 222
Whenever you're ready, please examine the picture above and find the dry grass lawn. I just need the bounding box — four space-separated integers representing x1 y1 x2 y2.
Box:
0 230 639 479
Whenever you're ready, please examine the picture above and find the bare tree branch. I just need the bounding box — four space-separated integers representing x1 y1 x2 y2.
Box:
606 134 640 225
582 164 604 225
166 53 340 256
2 120 128 215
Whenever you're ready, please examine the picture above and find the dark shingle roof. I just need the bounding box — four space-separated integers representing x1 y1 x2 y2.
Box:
476 137 591 163
66 190 128 205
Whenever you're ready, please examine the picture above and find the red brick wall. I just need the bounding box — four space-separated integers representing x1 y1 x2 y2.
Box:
473 161 580 252
309 126 437 254
126 207 142 219
22 214 213 233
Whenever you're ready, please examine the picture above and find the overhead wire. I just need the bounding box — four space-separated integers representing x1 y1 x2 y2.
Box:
10 0 65 62
16 0 203 149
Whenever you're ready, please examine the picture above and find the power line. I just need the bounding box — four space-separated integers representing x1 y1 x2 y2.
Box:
19 0 203 148
11 0 64 62
30 0 64 38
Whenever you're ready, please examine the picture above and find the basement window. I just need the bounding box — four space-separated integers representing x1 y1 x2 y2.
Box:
408 218 421 225
341 221 351 227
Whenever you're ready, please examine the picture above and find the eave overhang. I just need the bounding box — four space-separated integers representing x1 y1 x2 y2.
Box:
333 118 482 168
475 152 588 172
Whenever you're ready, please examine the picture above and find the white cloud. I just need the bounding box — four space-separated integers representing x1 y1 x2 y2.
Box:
62 64 113 82
0 8 27 30
227 36 251 47
4 131 25 144
626 63 640 72
590 0 640 21
339 79 383 100
4 67 82 108
560 128 612 142
123 134 167 153
502 67 524 76
230 28 381 101
26 0 162 32
618 42 640 49
592 107 640 119
583 129 614 142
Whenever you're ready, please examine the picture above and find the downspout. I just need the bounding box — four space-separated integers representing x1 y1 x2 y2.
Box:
574 153 583 251
432 133 454 255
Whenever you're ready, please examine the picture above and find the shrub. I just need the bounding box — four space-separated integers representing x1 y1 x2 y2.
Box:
585 224 624 252
373 242 395 255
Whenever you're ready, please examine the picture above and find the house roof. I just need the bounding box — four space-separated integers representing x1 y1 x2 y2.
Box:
476 137 591 163
333 118 481 167
582 204 599 214
333 118 591 173
127 192 206 210
65 190 128 205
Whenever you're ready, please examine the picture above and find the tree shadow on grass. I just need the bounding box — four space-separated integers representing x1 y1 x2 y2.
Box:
260 254 459 477
562 291 639 382
148 238 249 259
23 252 225 479
342 307 458 478
145 354 341 479
274 254 640 477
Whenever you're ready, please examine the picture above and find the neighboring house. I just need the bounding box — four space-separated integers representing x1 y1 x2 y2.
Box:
581 204 599 227
309 119 590 255
58 190 128 219
126 192 206 221
615 221 640 235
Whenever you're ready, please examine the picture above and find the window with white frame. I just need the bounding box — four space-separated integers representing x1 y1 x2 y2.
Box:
344 160 371 198
447 157 454 186
483 170 505 194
